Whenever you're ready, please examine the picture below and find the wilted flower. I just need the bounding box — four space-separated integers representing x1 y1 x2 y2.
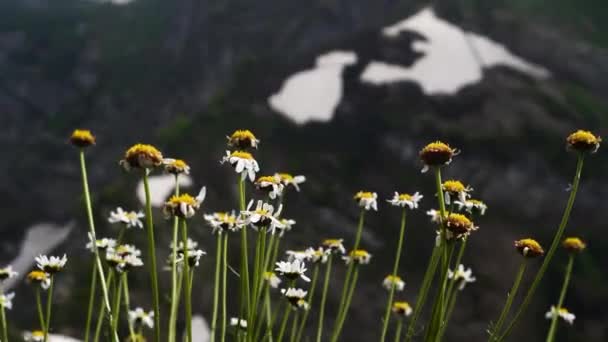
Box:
69 129 96 148
86 233 117 252
447 264 476 290
514 238 545 258
35 254 67 274
387 192 423 209
163 158 191 175
562 237 586 254
281 288 309 310
445 213 478 239
0 292 15 309
230 317 248 330
120 144 164 171
220 151 260 182
354 191 378 211
392 301 413 317
322 239 346 255
26 270 50 290
263 271 282 289
382 275 405 291
275 259 311 282
227 129 259 149
241 200 285 234
441 180 472 205
129 307 155 329
343 249 372 265
108 207 145 229
566 130 601 154
0 265 18 282
276 173 306 192
545 306 575 325
204 211 241 234
162 187 206 218
419 141 459 173
23 330 45 342
454 199 487 216
255 175 284 199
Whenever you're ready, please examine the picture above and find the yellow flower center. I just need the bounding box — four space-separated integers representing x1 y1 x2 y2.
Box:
392 301 412 313
126 212 139 220
354 191 374 200
263 271 275 279
217 212 236 224
514 238 544 257
70 129 96 147
562 237 586 252
350 249 370 259
278 173 294 182
32 331 45 337
442 180 466 193
446 213 473 233
557 307 569 315
385 275 402 283
567 130 601 145
125 144 162 160
171 159 188 168
256 176 278 184
27 270 48 282
230 130 257 141
168 194 197 206
231 151 254 160
468 199 484 206
398 194 413 201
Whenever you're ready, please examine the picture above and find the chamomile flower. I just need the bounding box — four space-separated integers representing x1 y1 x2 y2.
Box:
230 317 248 330
562 237 586 254
204 211 241 234
445 213 478 239
263 271 282 289
278 218 296 237
426 209 441 223
86 233 117 252
23 330 45 342
227 129 259 150
306 247 329 264
281 288 308 310
322 239 346 255
354 191 378 211
514 238 545 258
255 175 285 199
220 151 260 182
392 301 413 317
26 270 50 290
120 144 164 171
162 187 206 219
441 180 472 205
175 249 207 267
108 207 144 229
387 192 423 209
276 173 306 192
241 200 285 234
286 250 312 262
275 259 311 282
35 254 67 274
454 199 487 216
162 158 191 175
107 245 144 273
447 264 476 290
0 292 15 309
343 249 372 265
115 244 142 257
69 129 96 148
129 307 155 329
419 141 459 173
0 265 18 282
383 275 405 291
545 306 575 325
566 130 601 154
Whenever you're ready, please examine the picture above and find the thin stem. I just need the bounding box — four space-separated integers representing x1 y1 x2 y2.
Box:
122 274 136 340
79 151 116 341
425 242 456 341
36 288 46 332
211 234 222 342
290 311 300 342
330 265 360 342
498 155 584 341
276 305 292 342
295 264 319 341
111 272 124 333
237 176 251 326
85 258 98 342
380 208 407 342
545 254 575 342
430 167 449 339
142 171 161 342
182 219 193 342
316 255 333 342
94 269 115 342
1 299 8 342
491 259 528 339
168 175 181 342
43 276 55 342
394 318 404 342
221 234 229 342
436 285 461 341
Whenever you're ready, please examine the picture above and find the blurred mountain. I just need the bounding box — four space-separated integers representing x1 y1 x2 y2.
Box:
0 1 607 341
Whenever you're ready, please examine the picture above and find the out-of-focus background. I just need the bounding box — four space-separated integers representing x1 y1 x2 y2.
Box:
0 0 607 341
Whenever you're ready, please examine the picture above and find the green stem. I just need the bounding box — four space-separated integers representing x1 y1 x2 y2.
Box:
380 208 407 342
545 254 575 342
276 305 292 342
211 234 222 342
182 219 193 342
330 265 360 342
43 276 54 342
436 238 468 339
111 272 124 333
221 234 229 342
79 150 116 341
394 319 404 342
85 258 98 342
122 274 136 341
426 242 456 341
36 288 46 332
491 259 528 339
168 175 181 342
498 155 584 341
295 264 319 341
1 299 8 342
290 311 299 342
142 171 161 342
315 255 333 342
94 269 114 342
436 285 460 341
238 177 251 326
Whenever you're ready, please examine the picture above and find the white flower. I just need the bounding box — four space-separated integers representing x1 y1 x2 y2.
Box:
0 265 18 281
392 301 413 317
278 218 296 237
106 245 144 273
0 292 15 309
427 209 441 223
306 247 329 264
382 275 405 291
281 287 309 309
128 307 154 329
255 175 285 199
108 207 144 229
162 158 191 175
322 239 346 255
23 331 45 341
447 264 476 290
241 200 285 234
285 250 313 262
176 249 206 267
441 180 472 205
115 244 142 257
221 150 260 182
171 238 199 252
263 272 282 289
86 233 117 252
275 259 311 282
545 306 575 325
26 270 51 290
276 173 306 192
354 191 378 211
342 250 372 265
162 187 206 219
454 199 487 216
387 192 423 209
204 211 242 234
35 254 68 274
230 317 248 330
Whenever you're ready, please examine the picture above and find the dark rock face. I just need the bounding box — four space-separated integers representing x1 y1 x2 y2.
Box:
0 1 606 341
